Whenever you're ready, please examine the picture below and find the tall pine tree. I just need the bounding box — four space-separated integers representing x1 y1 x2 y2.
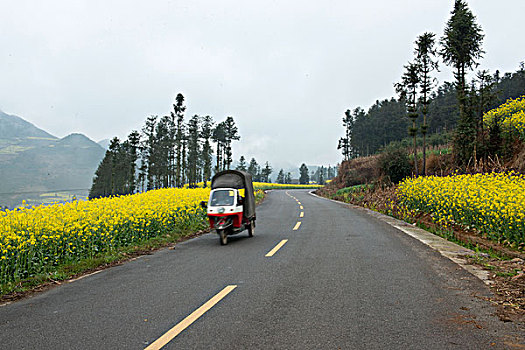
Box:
186 115 200 187
247 158 260 180
212 122 227 173
236 155 247 171
440 0 484 166
285 172 292 184
173 93 186 187
396 62 421 175
223 116 240 170
276 169 285 184
142 115 157 191
299 164 309 184
415 32 439 175
337 109 354 161
126 130 140 193
200 115 214 187
260 161 272 182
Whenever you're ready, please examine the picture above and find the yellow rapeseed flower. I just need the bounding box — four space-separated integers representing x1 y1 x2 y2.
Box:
398 172 525 245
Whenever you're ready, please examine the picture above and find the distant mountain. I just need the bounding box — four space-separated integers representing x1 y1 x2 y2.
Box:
59 133 100 148
97 139 110 150
0 110 105 208
0 110 56 139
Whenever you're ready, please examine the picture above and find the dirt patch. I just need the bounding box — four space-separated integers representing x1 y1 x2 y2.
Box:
472 257 525 323
446 313 485 330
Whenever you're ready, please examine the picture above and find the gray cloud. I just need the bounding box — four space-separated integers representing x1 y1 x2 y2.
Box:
1 0 523 170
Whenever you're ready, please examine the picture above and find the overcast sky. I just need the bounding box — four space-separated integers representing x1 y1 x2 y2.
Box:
1 0 523 170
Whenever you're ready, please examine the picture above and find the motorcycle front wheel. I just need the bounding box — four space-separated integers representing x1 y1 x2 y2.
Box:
218 229 228 245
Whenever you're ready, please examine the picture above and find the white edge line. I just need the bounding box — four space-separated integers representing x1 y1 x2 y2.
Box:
67 269 104 283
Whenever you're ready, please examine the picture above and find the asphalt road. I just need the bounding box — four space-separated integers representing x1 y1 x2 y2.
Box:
0 190 522 349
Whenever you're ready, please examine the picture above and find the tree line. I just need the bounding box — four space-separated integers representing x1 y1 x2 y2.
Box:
233 155 274 182
89 93 241 198
338 0 525 172
233 157 336 185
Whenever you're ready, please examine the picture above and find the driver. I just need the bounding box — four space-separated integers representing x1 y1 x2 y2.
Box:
211 191 228 205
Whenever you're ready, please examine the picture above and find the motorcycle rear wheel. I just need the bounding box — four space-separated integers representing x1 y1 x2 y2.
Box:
247 221 254 237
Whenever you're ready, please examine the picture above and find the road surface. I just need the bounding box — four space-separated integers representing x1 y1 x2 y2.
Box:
0 190 522 349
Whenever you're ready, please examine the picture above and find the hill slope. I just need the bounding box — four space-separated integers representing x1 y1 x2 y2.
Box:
0 111 105 207
0 110 56 140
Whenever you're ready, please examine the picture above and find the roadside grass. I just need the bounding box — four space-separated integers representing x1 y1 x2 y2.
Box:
254 189 266 202
413 221 515 265
335 184 374 198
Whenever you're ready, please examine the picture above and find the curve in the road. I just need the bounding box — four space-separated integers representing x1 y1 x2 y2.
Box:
0 189 521 349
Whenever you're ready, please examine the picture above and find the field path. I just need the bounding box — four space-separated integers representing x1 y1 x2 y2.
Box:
0 190 521 349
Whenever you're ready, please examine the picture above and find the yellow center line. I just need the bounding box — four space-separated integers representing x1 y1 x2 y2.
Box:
293 222 301 230
297 202 301 205
300 212 304 218
265 239 288 257
145 285 237 350
300 205 303 210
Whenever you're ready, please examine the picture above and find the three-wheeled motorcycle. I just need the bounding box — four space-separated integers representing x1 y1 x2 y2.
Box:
202 170 256 245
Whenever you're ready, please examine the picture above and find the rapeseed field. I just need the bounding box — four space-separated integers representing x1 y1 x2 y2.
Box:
0 188 210 285
483 95 525 140
398 172 525 247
